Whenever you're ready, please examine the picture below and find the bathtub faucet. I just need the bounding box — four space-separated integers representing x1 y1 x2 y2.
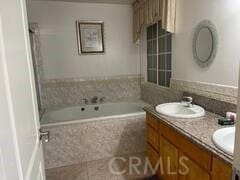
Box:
82 98 89 105
99 97 106 103
91 96 98 104
181 96 193 107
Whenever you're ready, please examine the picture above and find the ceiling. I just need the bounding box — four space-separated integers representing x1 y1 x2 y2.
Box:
32 0 135 4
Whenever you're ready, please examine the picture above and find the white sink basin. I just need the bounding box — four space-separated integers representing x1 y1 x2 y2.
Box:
155 102 205 119
212 127 235 155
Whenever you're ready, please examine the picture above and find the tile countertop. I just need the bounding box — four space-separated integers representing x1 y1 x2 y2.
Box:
144 106 234 165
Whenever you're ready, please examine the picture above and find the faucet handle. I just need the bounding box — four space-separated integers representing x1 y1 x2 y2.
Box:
99 97 106 103
182 96 193 103
82 98 88 104
91 96 98 104
181 96 193 107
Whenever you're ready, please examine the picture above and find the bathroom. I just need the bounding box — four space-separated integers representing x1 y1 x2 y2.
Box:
1 0 240 179
27 0 240 179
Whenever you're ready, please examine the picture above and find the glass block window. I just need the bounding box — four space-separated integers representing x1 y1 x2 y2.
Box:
147 21 172 87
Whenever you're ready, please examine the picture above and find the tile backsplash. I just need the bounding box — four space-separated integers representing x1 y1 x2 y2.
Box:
140 82 182 106
171 79 238 104
183 92 237 117
140 79 237 116
41 75 141 108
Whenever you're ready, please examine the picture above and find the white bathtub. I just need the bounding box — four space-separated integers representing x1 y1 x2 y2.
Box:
41 101 147 126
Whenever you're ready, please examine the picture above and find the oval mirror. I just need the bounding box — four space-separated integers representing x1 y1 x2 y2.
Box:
193 20 218 67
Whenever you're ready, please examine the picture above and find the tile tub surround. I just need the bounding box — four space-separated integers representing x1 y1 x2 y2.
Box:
42 114 146 169
144 106 233 165
183 92 237 117
42 75 141 108
140 83 182 106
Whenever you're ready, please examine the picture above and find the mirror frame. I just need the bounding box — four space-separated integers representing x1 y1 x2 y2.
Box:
192 20 218 68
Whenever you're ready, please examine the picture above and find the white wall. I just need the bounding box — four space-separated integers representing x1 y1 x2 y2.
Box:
27 1 140 79
173 0 240 87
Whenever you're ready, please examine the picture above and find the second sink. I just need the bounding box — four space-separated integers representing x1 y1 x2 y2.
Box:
212 127 235 155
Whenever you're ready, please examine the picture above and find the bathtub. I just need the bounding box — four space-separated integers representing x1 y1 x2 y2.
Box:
41 101 147 169
41 101 146 126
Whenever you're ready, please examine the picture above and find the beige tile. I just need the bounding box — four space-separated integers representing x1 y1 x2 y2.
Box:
141 83 182 106
120 153 153 180
87 158 118 180
46 163 88 180
88 174 118 180
42 75 141 108
43 116 146 169
86 155 150 180
170 79 238 104
45 153 153 180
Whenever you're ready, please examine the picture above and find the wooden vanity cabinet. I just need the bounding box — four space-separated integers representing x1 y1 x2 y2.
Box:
146 112 232 180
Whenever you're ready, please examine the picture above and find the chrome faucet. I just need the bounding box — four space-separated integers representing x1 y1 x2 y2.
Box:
99 97 106 103
181 96 193 107
91 96 98 104
82 98 88 105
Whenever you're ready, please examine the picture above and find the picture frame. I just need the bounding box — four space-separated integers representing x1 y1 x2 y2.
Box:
76 21 105 55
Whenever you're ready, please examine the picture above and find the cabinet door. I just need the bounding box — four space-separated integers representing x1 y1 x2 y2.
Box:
212 157 232 180
178 152 210 180
147 143 159 169
160 137 178 180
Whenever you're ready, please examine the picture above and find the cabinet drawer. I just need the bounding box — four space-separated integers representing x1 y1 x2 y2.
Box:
147 125 159 150
159 121 211 171
146 113 159 131
147 143 159 169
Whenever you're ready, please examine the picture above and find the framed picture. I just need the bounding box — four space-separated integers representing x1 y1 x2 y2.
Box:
76 21 105 55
